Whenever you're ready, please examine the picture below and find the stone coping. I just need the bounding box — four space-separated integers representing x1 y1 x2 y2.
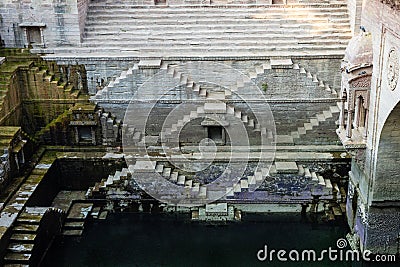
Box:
88 4 347 9
42 53 345 62
18 22 46 28
92 98 340 104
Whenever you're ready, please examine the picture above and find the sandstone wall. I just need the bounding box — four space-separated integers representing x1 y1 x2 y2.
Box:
0 0 84 48
87 58 342 145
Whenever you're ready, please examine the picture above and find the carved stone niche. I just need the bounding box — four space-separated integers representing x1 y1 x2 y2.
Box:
337 31 372 166
19 23 46 48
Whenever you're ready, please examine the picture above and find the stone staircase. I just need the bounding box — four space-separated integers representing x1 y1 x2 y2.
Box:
273 104 340 145
76 1 352 57
88 56 342 202
93 63 139 100
29 66 79 100
87 156 337 203
93 57 341 147
245 58 341 145
3 207 63 266
290 104 340 139
86 167 131 199
62 202 93 236
3 210 43 266
249 59 338 97
0 53 78 126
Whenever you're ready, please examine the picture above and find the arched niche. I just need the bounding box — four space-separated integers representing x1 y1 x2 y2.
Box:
373 102 400 201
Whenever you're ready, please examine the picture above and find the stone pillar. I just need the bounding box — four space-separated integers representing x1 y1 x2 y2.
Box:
346 110 353 138
363 109 369 139
339 97 346 130
353 98 360 129
14 154 19 172
39 27 45 47
91 126 96 145
20 147 25 165
74 127 79 143
23 28 28 48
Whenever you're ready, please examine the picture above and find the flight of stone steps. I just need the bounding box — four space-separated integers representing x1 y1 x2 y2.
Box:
162 62 207 97
0 56 78 126
62 202 93 236
3 211 43 265
160 63 266 140
224 161 336 199
154 163 207 197
29 67 79 99
294 63 338 97
248 59 338 97
160 103 264 142
87 163 210 200
2 207 62 266
271 103 340 145
87 160 268 201
86 167 131 199
244 59 342 145
87 157 338 203
290 104 340 140
93 64 138 100
78 0 351 57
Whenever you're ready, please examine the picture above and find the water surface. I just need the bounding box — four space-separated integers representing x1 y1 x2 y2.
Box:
43 212 354 267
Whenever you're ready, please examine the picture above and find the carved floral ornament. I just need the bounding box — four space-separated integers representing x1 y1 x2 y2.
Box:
380 0 400 10
350 75 372 89
387 47 399 91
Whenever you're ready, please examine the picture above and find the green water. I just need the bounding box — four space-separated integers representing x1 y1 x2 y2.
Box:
41 213 367 267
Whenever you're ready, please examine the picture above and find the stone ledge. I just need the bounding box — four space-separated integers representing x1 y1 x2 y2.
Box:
42 54 345 62
92 98 340 104
88 4 348 9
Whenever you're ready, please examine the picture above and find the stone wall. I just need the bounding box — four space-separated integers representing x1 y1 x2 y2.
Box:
347 0 363 35
374 103 400 201
86 58 342 145
0 0 83 48
0 50 90 144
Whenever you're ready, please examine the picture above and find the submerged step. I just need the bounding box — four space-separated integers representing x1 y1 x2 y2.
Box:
62 229 84 236
10 233 36 242
7 243 34 253
13 224 39 233
4 252 31 262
